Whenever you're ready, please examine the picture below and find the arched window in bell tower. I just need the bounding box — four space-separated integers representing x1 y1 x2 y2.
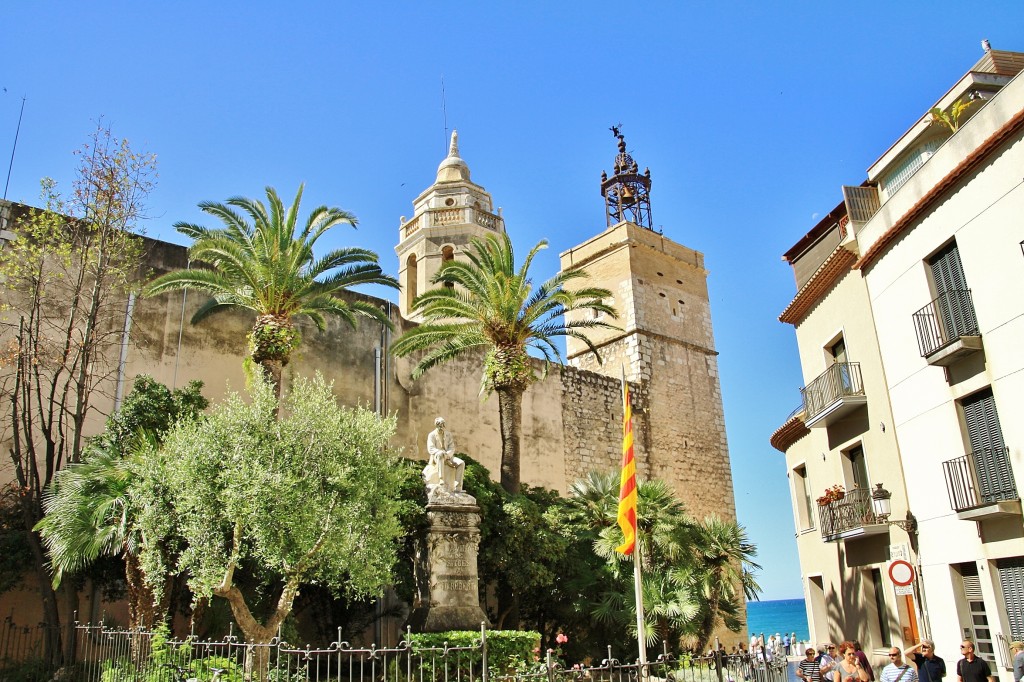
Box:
406 254 418 309
441 246 455 289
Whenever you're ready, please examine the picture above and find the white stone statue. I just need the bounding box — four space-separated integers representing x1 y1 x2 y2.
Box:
424 417 465 494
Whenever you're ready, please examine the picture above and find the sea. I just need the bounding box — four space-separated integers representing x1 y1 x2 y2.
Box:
746 598 810 642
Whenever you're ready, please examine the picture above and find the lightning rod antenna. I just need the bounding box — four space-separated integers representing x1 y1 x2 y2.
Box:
4 96 26 201
441 75 449 154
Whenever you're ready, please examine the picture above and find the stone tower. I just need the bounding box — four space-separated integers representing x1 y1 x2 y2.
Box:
395 131 505 321
558 131 736 524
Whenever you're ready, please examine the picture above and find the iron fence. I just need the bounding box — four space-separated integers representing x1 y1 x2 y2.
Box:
1 620 793 682
800 363 864 423
912 289 979 357
818 487 878 540
943 447 1018 512
0 616 54 668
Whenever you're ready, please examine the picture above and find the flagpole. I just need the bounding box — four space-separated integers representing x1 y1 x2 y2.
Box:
621 367 648 670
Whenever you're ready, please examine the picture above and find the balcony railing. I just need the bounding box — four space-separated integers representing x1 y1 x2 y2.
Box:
913 289 980 357
819 487 880 541
800 362 865 427
943 447 1019 513
401 207 505 239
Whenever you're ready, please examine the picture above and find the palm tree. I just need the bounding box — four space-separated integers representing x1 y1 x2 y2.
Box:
144 185 398 395
690 515 762 653
391 232 616 494
35 437 167 629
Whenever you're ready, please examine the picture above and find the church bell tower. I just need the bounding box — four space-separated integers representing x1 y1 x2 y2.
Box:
559 127 737 525
395 131 505 321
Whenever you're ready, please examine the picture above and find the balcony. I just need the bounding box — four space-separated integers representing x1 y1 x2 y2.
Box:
943 447 1021 521
913 289 982 366
800 362 867 428
819 487 887 542
401 207 504 240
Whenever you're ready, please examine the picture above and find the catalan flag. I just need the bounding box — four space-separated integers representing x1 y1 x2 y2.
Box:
616 379 637 555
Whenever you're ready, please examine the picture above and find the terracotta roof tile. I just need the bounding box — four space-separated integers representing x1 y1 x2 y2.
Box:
779 247 857 325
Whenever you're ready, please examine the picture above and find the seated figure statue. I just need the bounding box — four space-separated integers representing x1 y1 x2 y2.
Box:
423 417 466 494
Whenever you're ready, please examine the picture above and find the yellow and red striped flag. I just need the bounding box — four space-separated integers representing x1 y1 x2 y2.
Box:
616 379 637 555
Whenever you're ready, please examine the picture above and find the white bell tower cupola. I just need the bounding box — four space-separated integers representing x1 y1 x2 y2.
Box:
395 131 505 321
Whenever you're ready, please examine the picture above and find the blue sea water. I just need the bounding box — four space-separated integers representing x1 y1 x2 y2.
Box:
746 598 810 643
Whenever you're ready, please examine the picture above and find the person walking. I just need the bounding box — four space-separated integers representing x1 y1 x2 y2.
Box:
880 647 918 682
855 642 876 681
956 640 993 682
906 641 946 682
800 648 823 682
836 641 872 682
1010 642 1024 682
819 644 838 679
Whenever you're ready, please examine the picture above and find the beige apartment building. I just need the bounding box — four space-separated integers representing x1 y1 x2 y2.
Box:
772 46 1024 676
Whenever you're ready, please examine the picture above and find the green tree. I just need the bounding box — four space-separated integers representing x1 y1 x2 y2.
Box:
391 232 616 494
569 471 761 653
135 374 405 680
143 185 398 396
689 515 761 653
35 376 207 629
0 124 155 667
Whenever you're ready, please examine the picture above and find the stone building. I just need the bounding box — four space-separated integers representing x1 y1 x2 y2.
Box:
0 132 739 636
771 46 1024 677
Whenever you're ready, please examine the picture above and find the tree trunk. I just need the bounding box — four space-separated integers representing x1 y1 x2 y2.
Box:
496 386 525 495
258 358 285 401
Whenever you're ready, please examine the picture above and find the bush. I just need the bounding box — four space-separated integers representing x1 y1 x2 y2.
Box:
408 630 540 677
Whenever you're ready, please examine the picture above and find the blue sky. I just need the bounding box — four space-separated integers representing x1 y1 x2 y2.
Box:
3 2 1023 601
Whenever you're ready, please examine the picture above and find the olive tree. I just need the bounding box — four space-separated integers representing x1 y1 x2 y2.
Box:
135 374 404 679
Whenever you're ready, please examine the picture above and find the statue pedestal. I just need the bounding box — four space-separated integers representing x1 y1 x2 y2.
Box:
409 491 489 632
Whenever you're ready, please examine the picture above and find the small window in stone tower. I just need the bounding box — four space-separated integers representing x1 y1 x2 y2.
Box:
441 246 455 289
406 254 418 310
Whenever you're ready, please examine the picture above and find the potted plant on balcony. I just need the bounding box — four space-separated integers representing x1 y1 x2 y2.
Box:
817 484 845 507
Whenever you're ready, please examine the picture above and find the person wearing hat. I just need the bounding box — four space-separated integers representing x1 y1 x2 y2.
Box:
1010 641 1024 682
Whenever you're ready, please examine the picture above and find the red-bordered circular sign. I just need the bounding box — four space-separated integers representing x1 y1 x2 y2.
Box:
888 559 915 586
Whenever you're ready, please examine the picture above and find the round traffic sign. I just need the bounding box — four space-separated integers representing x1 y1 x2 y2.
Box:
888 559 915 586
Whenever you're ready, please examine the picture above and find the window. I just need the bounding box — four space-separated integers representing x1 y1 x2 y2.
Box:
997 557 1024 641
793 465 815 530
958 563 996 663
960 389 1015 504
927 240 979 341
405 254 418 310
870 569 892 646
845 445 870 491
441 246 455 290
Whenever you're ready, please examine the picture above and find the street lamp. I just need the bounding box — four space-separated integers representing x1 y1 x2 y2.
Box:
871 483 918 533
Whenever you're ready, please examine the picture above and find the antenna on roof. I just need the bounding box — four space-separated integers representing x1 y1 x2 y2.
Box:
441 75 449 155
4 95 26 201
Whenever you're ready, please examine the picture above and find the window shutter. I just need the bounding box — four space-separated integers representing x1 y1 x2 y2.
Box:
962 390 1013 503
997 558 1024 640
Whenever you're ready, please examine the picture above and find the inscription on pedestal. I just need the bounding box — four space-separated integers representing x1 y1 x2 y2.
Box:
409 499 489 632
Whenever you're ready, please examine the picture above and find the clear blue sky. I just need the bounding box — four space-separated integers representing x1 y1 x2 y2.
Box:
3 2 1023 601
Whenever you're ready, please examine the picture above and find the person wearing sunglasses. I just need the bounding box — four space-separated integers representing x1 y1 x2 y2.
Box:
836 642 872 682
956 641 994 682
881 647 918 682
906 641 946 682
800 649 824 682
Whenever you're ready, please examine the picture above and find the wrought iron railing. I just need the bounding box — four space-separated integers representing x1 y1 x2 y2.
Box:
818 487 879 539
912 289 979 357
943 447 1018 512
800 362 864 421
0 620 792 682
